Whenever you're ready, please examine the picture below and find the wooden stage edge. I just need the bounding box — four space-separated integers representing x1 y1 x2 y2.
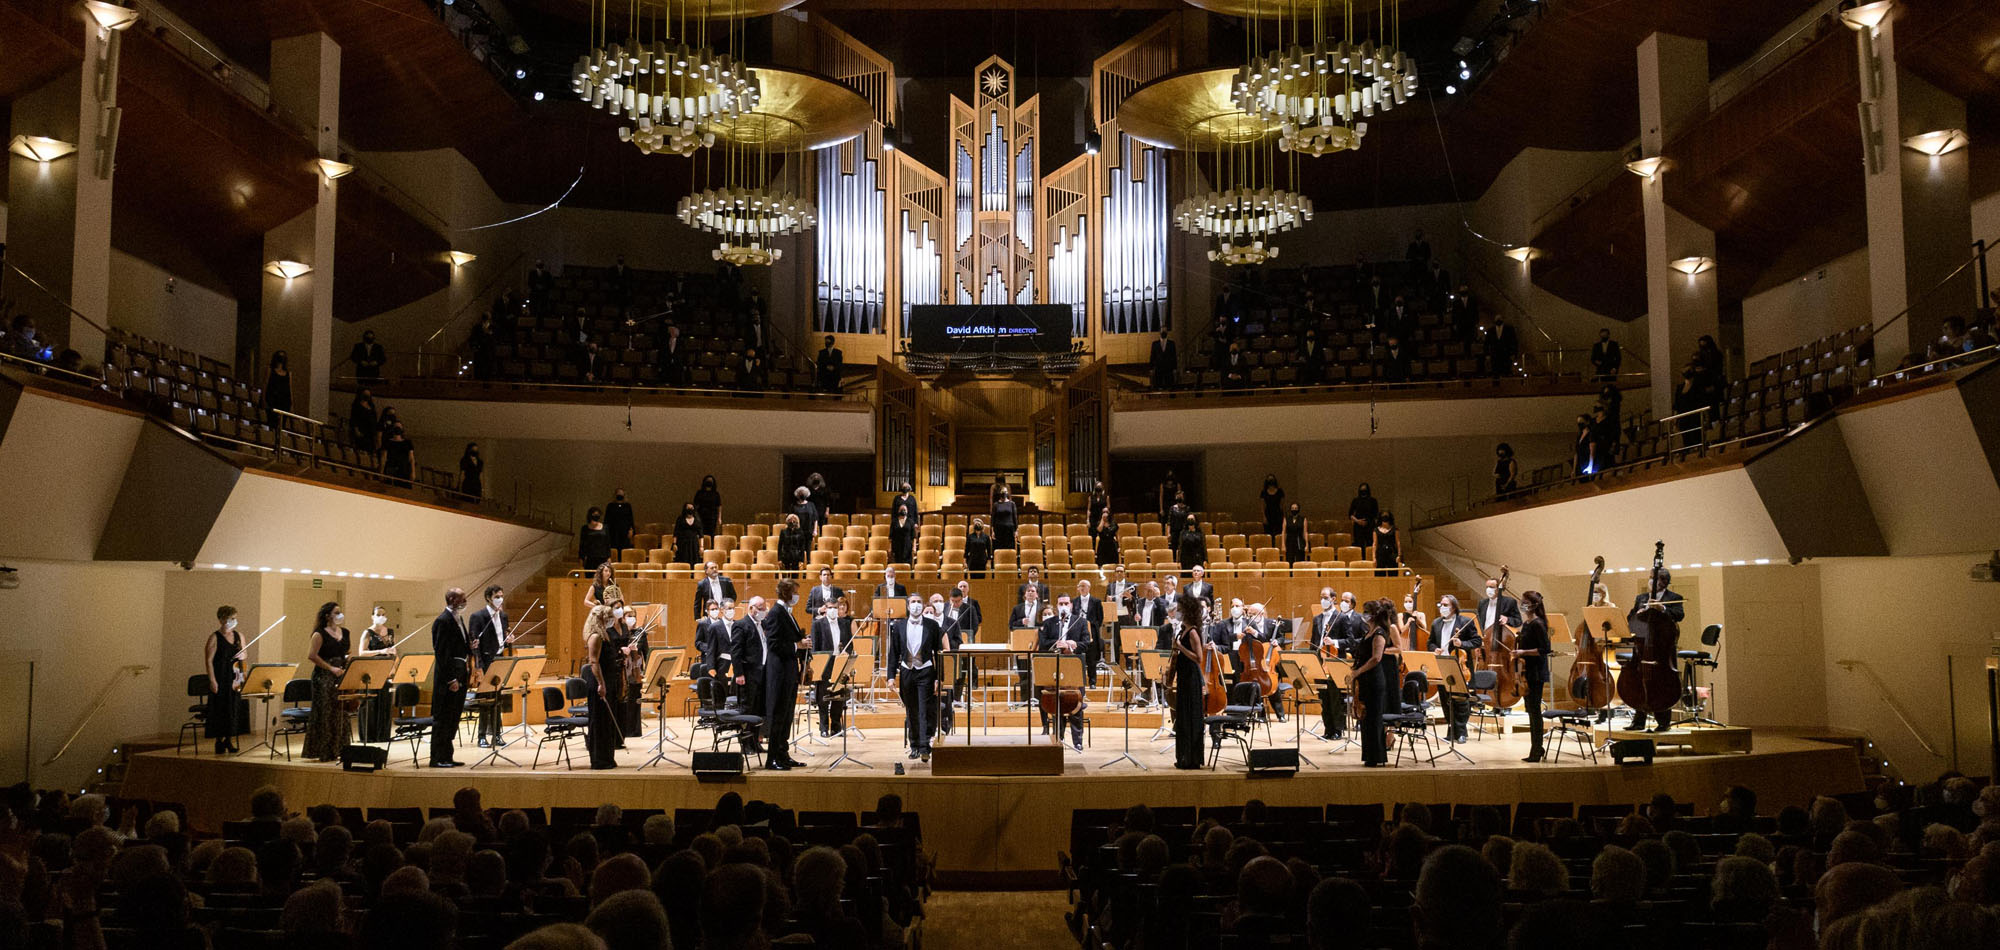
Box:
122 728 1865 887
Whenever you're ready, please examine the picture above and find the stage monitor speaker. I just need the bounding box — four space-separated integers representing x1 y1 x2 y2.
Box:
692 751 746 782
1247 747 1299 776
1610 739 1656 765
341 745 388 772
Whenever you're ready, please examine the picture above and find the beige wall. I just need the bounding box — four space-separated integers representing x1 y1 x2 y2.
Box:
1741 248 1871 365
107 249 238 365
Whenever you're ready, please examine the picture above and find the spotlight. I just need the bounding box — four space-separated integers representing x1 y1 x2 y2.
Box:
515 68 528 80
1444 85 1457 95
1460 69 1471 80
533 91 545 101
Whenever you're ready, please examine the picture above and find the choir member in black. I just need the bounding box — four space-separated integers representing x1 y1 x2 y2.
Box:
809 599 855 735
1086 480 1111 530
1092 510 1120 566
888 595 946 762
1374 512 1401 577
1624 570 1684 733
1168 595 1208 770
759 582 808 770
777 513 809 578
1176 513 1207 571
430 588 472 767
459 443 483 498
1157 471 1181 528
1038 595 1090 750
1429 595 1479 743
356 606 398 743
1184 565 1214 603
787 487 819 543
1259 475 1286 536
582 605 624 770
1347 483 1379 548
1283 503 1308 563
1514 590 1555 762
673 504 703 566
1164 493 1191 540
1149 329 1178 390
814 335 844 392
964 520 993 578
349 389 380 467
605 489 635 550
890 482 919 564
578 508 612 571
806 567 844 613
381 423 415 487
1017 566 1051 607
990 486 1019 550
263 350 292 423
1353 600 1392 767
204 605 244 754
693 562 737 621
468 585 511 748
691 476 722 537
1494 443 1519 496
303 601 351 763
806 473 832 535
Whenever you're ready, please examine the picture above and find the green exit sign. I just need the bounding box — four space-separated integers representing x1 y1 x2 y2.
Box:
313 578 323 589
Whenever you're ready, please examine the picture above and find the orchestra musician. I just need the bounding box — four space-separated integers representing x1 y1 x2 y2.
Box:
1105 564 1138 617
940 587 979 733
694 599 732 709
204 605 244 754
724 598 766 758
1476 575 1522 639
1354 600 1392 767
303 602 351 764
1310 589 1364 738
468 585 510 749
694 562 737 621
1074 579 1105 685
1167 595 1207 770
1208 598 1252 676
758 582 809 770
1624 571 1683 733
1018 565 1051 607
808 598 854 736
1430 595 1480 743
887 594 946 763
582 604 623 770
1038 594 1090 751
806 567 844 613
429 589 472 768
873 566 908 601
1131 582 1167 637
1514 590 1555 762
356 607 398 744
1184 565 1214 603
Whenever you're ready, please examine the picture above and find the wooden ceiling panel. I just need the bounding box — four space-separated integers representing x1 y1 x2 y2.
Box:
0 0 82 100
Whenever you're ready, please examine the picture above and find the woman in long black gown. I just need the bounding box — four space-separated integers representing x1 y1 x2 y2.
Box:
583 605 624 769
459 443 484 498
693 475 722 537
1283 503 1308 563
355 607 398 743
1374 513 1401 577
204 606 244 754
303 602 351 763
1347 483 1378 548
1092 510 1119 566
990 487 1019 550
1354 600 1391 767
674 504 703 566
1175 513 1207 571
1259 475 1286 536
1169 596 1208 770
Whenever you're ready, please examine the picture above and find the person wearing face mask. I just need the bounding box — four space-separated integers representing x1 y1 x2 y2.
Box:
1283 503 1308 564
674 504 703 566
1430 595 1480 743
693 562 737 622
755 581 808 770
1208 599 1252 678
582 604 625 770
303 601 352 763
1475 576 1522 648
990 485 1019 550
939 588 976 733
809 598 855 735
777 513 810 578
888 595 946 762
694 475 723 537
694 599 733 709
204 605 246 754
1037 595 1089 750
964 520 993 578
603 589 647 742
1259 476 1286 536
430 588 473 767
890 482 919 565
355 606 398 744
873 566 907 601
468 586 511 748
604 489 636 551
348 329 386 382
807 567 845 614
1348 484 1379 549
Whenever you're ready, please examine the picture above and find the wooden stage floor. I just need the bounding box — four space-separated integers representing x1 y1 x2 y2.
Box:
123 715 1865 883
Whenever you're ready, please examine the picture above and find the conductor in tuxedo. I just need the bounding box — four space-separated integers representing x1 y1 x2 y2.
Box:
694 562 737 619
887 595 946 762
759 580 808 769
429 588 472 767
809 599 855 735
467 585 511 748
1038 595 1090 750
1149 328 1178 389
1624 570 1685 733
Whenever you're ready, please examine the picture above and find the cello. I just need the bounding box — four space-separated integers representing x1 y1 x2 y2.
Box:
1201 625 1229 717
1565 556 1614 710
1485 566 1524 708
1615 541 1682 716
1237 618 1276 711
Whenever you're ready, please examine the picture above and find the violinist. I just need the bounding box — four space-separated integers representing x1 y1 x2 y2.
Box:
204 606 245 754
1354 600 1392 767
809 598 855 736
1167 596 1208 770
1624 570 1683 733
1429 595 1479 743
1513 591 1554 762
1308 588 1358 738
1209 598 1252 677
1038 595 1089 751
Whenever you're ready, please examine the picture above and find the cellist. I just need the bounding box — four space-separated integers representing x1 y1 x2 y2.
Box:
1624 569 1683 733
1167 596 1208 770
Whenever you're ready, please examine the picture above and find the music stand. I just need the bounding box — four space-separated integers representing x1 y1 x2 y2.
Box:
1426 654 1475 765
939 653 972 746
635 649 686 771
1031 653 1088 750
1582 607 1627 645
1320 655 1357 753
239 663 296 756
1137 651 1175 742
1122 627 1158 705
1008 628 1039 709
506 654 548 742
337 657 396 753
1100 659 1145 771
798 651 839 751
468 657 522 768
394 653 436 692
871 597 908 621
1274 657 1321 769
819 654 869 770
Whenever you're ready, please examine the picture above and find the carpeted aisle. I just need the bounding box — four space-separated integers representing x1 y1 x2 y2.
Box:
920 890 1073 950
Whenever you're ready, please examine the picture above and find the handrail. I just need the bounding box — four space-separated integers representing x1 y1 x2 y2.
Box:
0 349 113 388
2 258 114 337
339 372 867 403
1127 367 1648 401
1871 342 2000 384
1871 236 1995 340
1835 659 1945 758
421 249 529 355
42 664 150 766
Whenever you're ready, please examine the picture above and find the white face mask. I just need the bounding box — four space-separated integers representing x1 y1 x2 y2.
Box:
612 607 626 620
1229 606 1243 619
1059 608 1071 619
1486 588 1498 600
225 618 239 631
333 612 345 625
373 613 386 625
724 609 737 621
908 603 922 617
492 598 504 610
1439 604 1453 616
708 609 721 620
1319 598 1332 610
1340 602 1354 613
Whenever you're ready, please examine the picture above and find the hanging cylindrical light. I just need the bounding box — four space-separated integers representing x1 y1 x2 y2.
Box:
571 1 765 156
1227 0 1417 157
678 111 818 266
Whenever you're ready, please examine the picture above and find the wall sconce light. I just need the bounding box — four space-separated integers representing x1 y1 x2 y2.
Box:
447 250 478 267
314 158 354 181
1624 156 1670 180
80 1 140 33
1670 255 1716 275
1902 129 1968 156
9 135 78 163
1838 1 1894 32
264 260 313 280
1503 246 1536 264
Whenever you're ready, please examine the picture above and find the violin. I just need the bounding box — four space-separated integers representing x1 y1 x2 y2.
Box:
1565 556 1614 709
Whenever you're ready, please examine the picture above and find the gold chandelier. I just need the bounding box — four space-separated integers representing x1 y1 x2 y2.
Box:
1198 0 1416 157
571 1 780 156
678 110 816 266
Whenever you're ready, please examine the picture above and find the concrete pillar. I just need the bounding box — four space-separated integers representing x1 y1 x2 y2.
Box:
1857 15 1974 368
1637 33 1720 418
261 33 340 420
4 14 122 363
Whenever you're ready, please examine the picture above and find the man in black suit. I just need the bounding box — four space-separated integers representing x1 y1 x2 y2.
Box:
1624 570 1685 733
467 585 511 748
949 582 984 642
1429 594 1481 743
873 566 906 602
1590 329 1622 382
693 599 731 709
815 334 844 392
1130 581 1167 634
694 562 736 620
1017 565 1050 607
1475 577 1521 646
939 586 979 733
429 588 472 767
1104 565 1138 616
1009 587 1046 630
1037 594 1090 750
758 581 808 769
348 330 387 382
1149 328 1178 389
1184 565 1213 603
605 489 635 550
1073 579 1106 686
725 599 765 757
1309 589 1365 737
806 567 844 613
887 595 946 762
1208 598 1252 677
889 484 919 564
808 599 855 735
1299 328 1327 385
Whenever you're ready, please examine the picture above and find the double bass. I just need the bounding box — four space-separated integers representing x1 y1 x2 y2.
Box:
1615 541 1682 715
1201 626 1229 717
1039 621 1086 722
1237 618 1276 708
1484 566 1524 708
1565 556 1613 709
